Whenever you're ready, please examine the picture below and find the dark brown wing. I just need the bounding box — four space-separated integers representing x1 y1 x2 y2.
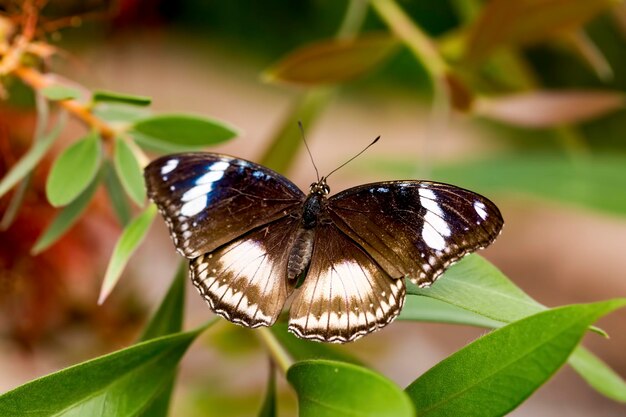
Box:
288 223 405 343
145 153 305 258
328 181 503 287
190 215 301 328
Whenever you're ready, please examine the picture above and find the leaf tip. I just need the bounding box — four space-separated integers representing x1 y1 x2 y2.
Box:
97 285 110 305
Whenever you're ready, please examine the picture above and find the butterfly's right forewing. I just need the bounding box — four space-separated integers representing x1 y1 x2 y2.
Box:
329 181 503 287
145 153 305 258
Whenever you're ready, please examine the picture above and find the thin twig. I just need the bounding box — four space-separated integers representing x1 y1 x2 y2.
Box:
256 328 294 375
14 66 117 141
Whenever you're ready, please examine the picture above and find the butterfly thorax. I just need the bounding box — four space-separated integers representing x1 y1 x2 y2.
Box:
286 179 330 281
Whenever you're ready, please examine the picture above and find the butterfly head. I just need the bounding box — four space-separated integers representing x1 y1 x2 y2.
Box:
309 177 330 196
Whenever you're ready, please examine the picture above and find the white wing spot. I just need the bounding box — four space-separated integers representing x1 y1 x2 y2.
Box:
419 187 450 250
181 196 207 216
160 159 178 175
474 201 488 220
196 170 224 185
182 183 213 202
210 161 230 172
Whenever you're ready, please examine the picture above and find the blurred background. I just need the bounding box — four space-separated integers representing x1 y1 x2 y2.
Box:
1 1 625 416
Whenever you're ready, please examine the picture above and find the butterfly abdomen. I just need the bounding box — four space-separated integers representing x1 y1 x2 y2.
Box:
287 228 315 281
286 193 326 281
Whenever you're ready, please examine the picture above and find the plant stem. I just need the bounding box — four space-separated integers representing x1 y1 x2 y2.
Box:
257 328 294 375
337 0 369 39
369 0 447 81
370 0 451 177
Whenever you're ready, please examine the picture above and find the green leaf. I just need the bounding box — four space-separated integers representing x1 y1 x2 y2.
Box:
93 90 151 106
0 113 66 199
94 103 152 124
46 131 102 207
258 363 277 417
103 161 132 226
288 360 414 417
398 295 505 328
407 255 544 324
131 114 239 152
569 347 626 403
32 174 100 255
465 0 618 63
113 137 146 206
99 204 157 304
405 299 626 417
404 255 617 401
370 154 626 216
140 262 186 341
41 85 80 101
271 323 363 366
136 263 187 417
0 325 212 417
263 33 399 86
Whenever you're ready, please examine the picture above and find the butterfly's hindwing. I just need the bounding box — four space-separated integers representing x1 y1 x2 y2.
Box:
288 223 406 343
329 181 503 287
190 215 301 328
145 153 305 258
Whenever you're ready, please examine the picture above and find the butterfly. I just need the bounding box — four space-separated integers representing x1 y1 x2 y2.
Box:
145 152 503 343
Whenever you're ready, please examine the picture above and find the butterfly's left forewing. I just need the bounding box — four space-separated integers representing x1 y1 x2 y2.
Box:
328 181 503 287
145 153 305 258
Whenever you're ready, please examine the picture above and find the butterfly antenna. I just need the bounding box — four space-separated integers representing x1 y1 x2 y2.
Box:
299 121 320 182
325 135 380 180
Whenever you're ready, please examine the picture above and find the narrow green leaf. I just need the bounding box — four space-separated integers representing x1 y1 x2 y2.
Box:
136 262 187 417
46 131 102 207
0 113 66 199
0 325 212 417
32 174 100 255
99 204 157 304
41 85 80 101
435 154 626 217
263 33 399 86
103 161 132 226
271 323 363 366
370 154 626 216
140 262 186 341
465 0 617 63
569 347 626 403
288 360 414 417
0 176 30 230
405 300 626 417
113 137 146 206
259 89 333 173
93 90 151 106
398 295 505 328
3 91 51 230
258 363 277 417
131 114 239 152
474 91 625 128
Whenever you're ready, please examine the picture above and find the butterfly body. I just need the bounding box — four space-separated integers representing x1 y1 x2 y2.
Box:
145 152 504 343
